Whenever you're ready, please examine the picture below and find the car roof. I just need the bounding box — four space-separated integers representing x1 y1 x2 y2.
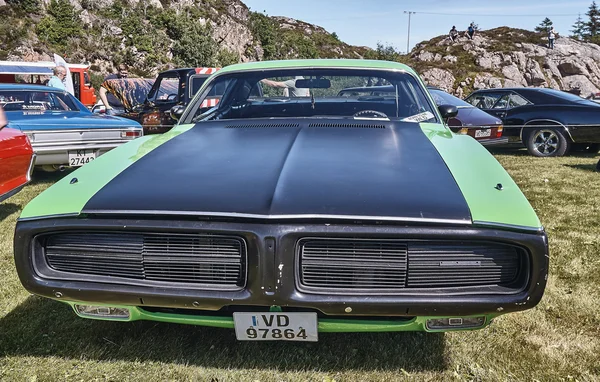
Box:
0 84 65 92
215 59 416 76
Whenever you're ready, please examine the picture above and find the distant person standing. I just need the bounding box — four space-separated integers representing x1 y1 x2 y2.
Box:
47 66 66 90
260 76 310 97
548 27 556 49
466 22 476 40
99 63 129 115
449 26 459 42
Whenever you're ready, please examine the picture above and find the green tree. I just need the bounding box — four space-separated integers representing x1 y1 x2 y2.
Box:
249 11 282 60
364 43 402 62
585 1 600 39
172 21 219 67
36 0 82 49
534 17 553 34
571 13 586 40
6 0 41 14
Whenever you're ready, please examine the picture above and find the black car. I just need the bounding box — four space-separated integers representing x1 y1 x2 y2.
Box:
96 68 222 134
465 88 600 157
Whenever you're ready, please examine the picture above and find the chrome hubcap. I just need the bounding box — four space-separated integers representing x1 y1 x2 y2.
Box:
533 130 559 155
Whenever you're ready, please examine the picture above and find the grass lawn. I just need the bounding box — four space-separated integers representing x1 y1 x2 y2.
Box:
0 148 599 381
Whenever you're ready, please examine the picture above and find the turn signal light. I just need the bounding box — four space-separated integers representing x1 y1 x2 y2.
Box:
497 125 504 138
74 304 130 319
121 130 142 138
458 128 469 135
425 316 486 330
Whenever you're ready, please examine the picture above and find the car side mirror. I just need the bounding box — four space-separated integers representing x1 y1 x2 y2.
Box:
438 104 458 120
169 105 185 121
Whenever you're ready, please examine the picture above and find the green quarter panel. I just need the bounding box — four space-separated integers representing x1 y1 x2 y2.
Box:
420 123 542 229
20 124 196 220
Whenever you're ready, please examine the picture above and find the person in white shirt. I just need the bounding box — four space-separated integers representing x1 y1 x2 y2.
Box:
261 76 310 97
548 27 556 49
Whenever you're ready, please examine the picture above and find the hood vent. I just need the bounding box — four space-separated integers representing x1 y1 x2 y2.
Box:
225 123 300 129
308 123 386 129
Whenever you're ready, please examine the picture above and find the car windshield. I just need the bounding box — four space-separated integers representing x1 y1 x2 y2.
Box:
147 75 179 103
429 89 473 107
185 68 437 123
0 90 79 112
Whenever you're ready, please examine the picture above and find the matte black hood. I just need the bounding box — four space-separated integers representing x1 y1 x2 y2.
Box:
83 119 471 223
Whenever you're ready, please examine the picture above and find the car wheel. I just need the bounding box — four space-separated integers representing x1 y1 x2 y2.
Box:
526 128 571 157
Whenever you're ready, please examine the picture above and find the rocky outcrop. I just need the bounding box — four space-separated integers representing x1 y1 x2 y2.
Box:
411 27 600 97
2 0 365 75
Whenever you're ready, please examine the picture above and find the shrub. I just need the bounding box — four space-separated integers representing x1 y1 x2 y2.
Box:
36 0 82 50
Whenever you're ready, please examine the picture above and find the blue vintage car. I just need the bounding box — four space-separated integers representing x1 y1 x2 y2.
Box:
1 84 143 169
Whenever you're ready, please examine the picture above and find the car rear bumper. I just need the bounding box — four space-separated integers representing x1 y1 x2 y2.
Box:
32 141 130 165
480 137 509 146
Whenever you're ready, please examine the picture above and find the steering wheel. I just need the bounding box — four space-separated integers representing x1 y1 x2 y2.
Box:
353 110 388 118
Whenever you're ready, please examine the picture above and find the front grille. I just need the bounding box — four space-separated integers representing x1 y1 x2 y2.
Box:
298 238 526 292
300 239 407 290
44 233 246 289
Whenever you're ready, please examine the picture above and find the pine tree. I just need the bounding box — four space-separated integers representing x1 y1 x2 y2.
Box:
585 1 600 39
571 13 586 40
535 17 553 34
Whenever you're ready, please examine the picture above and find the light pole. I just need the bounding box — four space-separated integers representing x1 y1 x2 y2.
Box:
404 11 415 54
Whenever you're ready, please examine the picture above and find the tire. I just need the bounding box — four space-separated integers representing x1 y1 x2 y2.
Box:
525 128 571 157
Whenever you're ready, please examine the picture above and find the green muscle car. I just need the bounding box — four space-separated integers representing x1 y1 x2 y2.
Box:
14 60 548 341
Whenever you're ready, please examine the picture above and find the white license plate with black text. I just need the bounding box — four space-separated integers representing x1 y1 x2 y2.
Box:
233 312 318 341
475 129 492 138
68 150 96 167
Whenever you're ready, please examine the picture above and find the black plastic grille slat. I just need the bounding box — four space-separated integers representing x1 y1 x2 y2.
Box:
300 239 408 289
299 239 523 291
406 243 520 288
225 123 300 128
45 233 245 287
308 123 386 129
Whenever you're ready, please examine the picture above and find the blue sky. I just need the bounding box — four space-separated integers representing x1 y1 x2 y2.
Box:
243 0 592 53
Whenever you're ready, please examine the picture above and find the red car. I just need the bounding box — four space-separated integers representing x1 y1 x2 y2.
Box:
0 126 34 202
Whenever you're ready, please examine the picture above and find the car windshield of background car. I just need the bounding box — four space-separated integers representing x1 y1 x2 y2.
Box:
429 89 473 108
0 90 78 112
147 76 179 103
186 69 437 123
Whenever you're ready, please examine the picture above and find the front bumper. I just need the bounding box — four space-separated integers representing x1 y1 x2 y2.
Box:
61 300 500 332
14 217 549 330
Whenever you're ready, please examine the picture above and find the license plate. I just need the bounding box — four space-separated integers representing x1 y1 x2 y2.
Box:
68 150 96 167
233 312 318 342
475 129 492 138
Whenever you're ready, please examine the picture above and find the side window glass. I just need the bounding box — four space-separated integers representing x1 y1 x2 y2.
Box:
508 93 530 108
468 93 503 109
493 94 510 109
